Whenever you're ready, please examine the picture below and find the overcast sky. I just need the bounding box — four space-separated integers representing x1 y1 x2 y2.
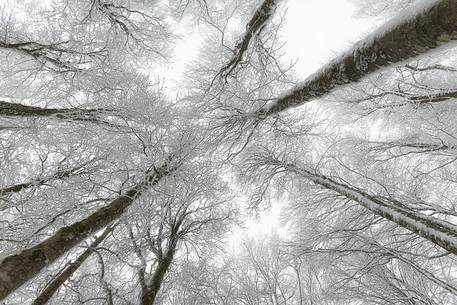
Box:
152 0 381 241
158 0 378 96
234 0 378 237
283 0 377 78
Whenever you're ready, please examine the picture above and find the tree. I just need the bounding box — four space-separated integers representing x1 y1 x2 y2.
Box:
2 0 457 304
167 234 297 305
245 149 457 254
253 0 457 117
0 158 177 299
31 225 115 305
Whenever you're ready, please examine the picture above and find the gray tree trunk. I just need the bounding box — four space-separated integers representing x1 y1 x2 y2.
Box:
0 40 80 72
0 101 117 126
140 218 183 305
256 0 457 117
283 162 457 255
219 0 277 77
0 159 177 300
31 226 114 305
0 161 93 197
140 246 176 305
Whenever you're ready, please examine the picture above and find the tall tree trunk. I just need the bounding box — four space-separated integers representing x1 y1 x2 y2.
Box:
0 159 177 300
349 88 457 106
281 162 457 255
140 246 176 305
360 236 457 295
255 0 457 118
0 101 119 126
31 226 114 305
0 101 107 117
140 218 182 305
0 160 94 197
0 40 80 72
219 0 277 77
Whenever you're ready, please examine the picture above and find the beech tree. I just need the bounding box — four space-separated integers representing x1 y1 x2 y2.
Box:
1 0 457 304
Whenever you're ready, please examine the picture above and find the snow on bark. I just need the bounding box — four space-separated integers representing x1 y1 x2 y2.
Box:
0 158 177 301
0 100 119 126
218 0 279 78
255 0 457 117
0 159 95 198
0 40 82 72
31 226 114 305
140 210 182 305
140 241 177 305
285 163 457 255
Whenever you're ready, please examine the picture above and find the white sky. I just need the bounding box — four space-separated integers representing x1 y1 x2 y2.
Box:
157 0 380 240
283 0 377 78
158 0 378 93
3 0 381 240
158 0 381 240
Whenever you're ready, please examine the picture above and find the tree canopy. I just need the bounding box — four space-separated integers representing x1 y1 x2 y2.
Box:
0 0 456 304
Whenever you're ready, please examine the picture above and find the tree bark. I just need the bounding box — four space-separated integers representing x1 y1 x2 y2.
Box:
0 159 177 300
0 161 93 197
255 0 457 117
219 0 277 77
140 246 176 305
350 88 457 106
281 162 457 255
0 40 80 72
362 237 457 295
31 226 114 305
0 101 117 126
140 218 183 305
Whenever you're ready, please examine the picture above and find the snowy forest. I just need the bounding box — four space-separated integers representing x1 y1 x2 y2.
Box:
0 0 456 304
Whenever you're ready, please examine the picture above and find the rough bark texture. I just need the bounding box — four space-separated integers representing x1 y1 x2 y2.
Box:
219 0 277 77
286 163 457 255
256 0 457 117
31 226 113 305
0 40 79 71
0 101 114 125
140 218 182 305
0 159 176 300
140 246 176 305
407 90 457 103
0 162 91 197
349 89 457 107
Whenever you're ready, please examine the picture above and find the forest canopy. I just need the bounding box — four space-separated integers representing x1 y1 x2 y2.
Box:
0 0 456 304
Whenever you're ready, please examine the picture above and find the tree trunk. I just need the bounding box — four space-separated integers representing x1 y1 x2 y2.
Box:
0 101 118 126
140 245 176 305
0 161 93 197
256 0 457 117
283 162 457 255
349 88 457 106
362 237 457 295
219 0 277 77
0 101 107 117
0 159 177 300
0 40 79 72
31 226 114 305
140 219 182 305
